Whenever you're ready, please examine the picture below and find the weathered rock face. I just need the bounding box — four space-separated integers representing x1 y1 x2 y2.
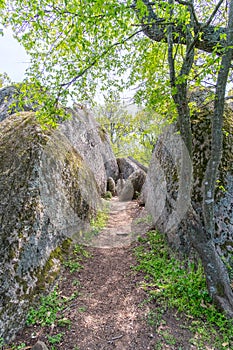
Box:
119 170 147 202
127 156 148 173
117 157 144 179
31 341 49 350
107 177 116 196
0 112 102 342
0 86 119 194
61 104 119 194
116 178 126 196
0 86 37 122
143 124 192 249
191 102 233 259
143 100 233 258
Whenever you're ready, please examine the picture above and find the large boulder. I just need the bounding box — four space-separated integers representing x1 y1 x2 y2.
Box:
143 125 192 248
31 341 49 350
0 112 102 342
61 104 119 193
190 101 233 258
116 178 126 197
107 177 116 196
128 156 148 173
143 99 233 257
119 170 147 201
117 157 144 179
0 86 119 194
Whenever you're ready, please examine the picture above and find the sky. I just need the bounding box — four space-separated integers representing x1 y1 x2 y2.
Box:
0 28 29 83
0 28 137 109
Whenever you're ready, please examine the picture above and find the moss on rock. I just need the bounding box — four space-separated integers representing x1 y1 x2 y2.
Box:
144 95 233 257
0 111 102 343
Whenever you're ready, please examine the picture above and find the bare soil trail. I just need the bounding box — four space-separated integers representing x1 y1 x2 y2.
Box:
58 198 156 349
12 198 156 350
11 197 195 350
61 247 156 349
90 197 152 248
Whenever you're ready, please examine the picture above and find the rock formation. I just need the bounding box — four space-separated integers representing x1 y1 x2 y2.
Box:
31 341 49 350
117 157 141 179
116 157 147 201
61 104 119 194
0 86 119 342
107 177 116 196
0 86 37 122
128 156 148 173
119 169 147 202
0 86 119 194
143 98 233 260
0 85 148 342
0 111 103 342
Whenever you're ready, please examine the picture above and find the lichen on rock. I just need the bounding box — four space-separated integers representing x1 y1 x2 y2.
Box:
61 105 119 193
0 111 102 342
143 97 233 257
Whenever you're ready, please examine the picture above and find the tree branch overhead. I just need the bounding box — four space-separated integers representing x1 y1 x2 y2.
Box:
138 0 228 55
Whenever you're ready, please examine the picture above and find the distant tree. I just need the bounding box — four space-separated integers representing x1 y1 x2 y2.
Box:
95 93 133 154
96 93 166 164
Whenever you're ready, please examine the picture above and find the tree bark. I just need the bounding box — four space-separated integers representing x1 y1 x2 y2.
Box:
167 0 194 155
202 0 233 239
136 0 228 56
187 210 233 317
167 0 194 157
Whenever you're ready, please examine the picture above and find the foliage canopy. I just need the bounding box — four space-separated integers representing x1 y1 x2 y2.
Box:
1 0 231 111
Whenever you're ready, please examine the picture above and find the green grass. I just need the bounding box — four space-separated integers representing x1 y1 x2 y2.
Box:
89 205 110 235
82 203 110 242
4 343 27 350
63 244 91 273
63 259 83 273
26 287 62 326
102 191 112 200
26 287 77 327
47 332 64 345
26 243 90 327
135 230 233 349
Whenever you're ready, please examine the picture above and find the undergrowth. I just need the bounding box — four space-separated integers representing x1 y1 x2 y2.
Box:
90 207 109 235
135 230 233 349
26 286 77 327
83 201 110 241
26 244 90 328
63 244 91 273
4 244 91 350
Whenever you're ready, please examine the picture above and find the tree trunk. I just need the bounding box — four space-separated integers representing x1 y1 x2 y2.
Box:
202 0 233 239
187 210 233 317
139 0 233 316
166 0 194 155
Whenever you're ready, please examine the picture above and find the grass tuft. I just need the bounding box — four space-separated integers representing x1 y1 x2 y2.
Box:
135 230 233 349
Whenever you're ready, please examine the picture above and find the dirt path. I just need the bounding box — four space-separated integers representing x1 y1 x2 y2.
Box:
90 197 152 248
11 197 203 349
58 198 156 349
14 198 156 350
60 246 156 349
